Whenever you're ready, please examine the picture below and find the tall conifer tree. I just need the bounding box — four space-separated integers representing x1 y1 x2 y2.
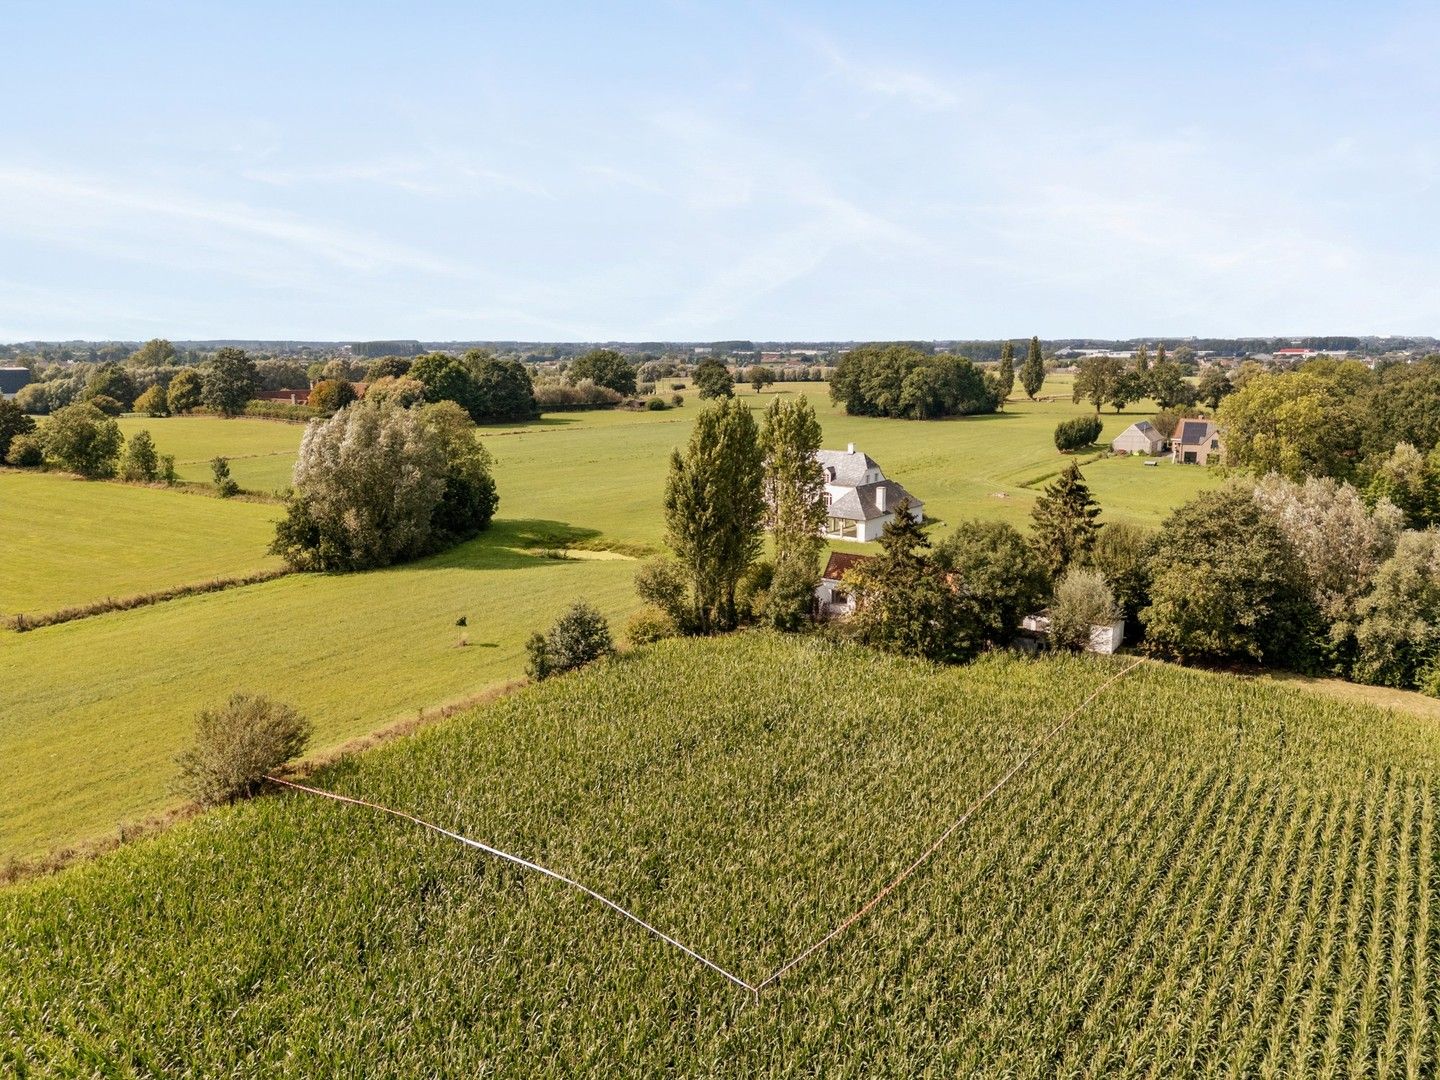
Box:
1030 461 1103 577
1019 336 1046 400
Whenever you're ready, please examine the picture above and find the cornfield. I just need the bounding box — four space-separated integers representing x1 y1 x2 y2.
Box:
4 633 1440 1076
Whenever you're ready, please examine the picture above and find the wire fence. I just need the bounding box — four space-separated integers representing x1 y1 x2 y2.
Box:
266 655 1146 998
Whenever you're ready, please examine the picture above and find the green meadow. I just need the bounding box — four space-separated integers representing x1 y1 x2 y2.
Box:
0 470 281 617
4 377 1218 859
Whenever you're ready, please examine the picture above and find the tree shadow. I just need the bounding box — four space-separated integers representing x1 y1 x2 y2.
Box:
413 519 610 572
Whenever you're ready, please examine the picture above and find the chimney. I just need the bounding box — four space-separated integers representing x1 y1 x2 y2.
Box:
877 485 887 512
847 442 856 454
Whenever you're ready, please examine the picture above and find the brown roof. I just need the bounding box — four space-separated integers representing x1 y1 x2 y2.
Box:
822 551 872 581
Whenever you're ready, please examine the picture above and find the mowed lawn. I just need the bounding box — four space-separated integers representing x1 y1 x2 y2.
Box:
0 470 282 616
0 523 638 858
117 415 303 493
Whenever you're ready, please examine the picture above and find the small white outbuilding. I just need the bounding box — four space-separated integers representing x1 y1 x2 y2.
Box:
1112 420 1166 455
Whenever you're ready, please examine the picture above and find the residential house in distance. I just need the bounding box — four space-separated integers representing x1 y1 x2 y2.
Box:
817 444 923 542
813 551 870 618
1171 418 1223 465
1112 420 1166 455
0 366 32 400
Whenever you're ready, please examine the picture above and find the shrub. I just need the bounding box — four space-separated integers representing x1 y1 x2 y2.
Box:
307 379 357 413
119 429 161 482
646 397 670 411
626 606 678 646
671 393 684 407
212 456 240 498
532 378 623 410
0 397 36 460
634 556 692 632
133 384 170 417
41 403 123 478
14 382 51 415
5 432 44 467
1054 415 1103 452
173 693 312 806
527 601 615 680
241 400 323 421
1050 569 1120 650
87 394 125 417
159 453 178 484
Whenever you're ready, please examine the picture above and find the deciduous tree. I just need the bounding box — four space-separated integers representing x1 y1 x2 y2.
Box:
760 396 825 629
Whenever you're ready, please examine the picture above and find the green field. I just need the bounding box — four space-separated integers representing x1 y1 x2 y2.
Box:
0 526 637 858
3 380 1219 859
5 635 1439 1074
116 414 303 493
0 470 282 617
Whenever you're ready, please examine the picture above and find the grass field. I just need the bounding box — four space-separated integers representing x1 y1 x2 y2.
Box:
0 470 282 616
4 379 1219 859
0 524 637 858
5 634 1440 1074
116 414 303 493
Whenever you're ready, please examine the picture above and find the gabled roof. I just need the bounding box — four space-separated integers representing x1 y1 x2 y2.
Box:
1123 420 1160 436
826 480 923 521
815 447 880 486
822 551 872 581
0 367 31 395
1176 418 1218 445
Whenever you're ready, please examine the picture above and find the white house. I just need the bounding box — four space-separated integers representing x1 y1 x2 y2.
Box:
1112 420 1166 455
817 444 923 542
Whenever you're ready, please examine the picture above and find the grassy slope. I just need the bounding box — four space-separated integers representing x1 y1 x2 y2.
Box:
0 470 282 616
4 635 1439 1074
0 525 636 857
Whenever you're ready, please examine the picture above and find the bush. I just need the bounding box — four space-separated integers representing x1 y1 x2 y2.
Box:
1054 415 1103 452
14 383 51 415
527 601 615 680
119 429 161 482
671 393 684 407
0 397 36 460
41 403 123 478
5 432 44 467
532 378 623 410
646 397 670 411
626 606 678 646
241 400 323 421
307 379 357 413
1050 569 1120 650
87 394 125 417
212 456 240 498
133 384 170 417
173 693 312 806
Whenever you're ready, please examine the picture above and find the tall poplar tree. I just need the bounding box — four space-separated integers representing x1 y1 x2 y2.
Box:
1019 336 1046 400
1030 461 1102 577
663 398 764 632
761 396 826 629
995 340 1016 409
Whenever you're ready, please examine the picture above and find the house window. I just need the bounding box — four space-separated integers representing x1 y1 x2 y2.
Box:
822 492 831 508
1210 439 1219 449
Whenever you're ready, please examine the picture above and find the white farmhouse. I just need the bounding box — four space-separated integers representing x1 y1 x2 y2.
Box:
817 444 923 542
1112 420 1166 455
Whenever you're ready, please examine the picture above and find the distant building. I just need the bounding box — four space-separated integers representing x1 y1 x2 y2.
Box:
1019 609 1126 655
1171 418 1223 465
0 367 31 400
1112 420 1166 455
813 551 871 618
817 444 923 542
253 388 311 405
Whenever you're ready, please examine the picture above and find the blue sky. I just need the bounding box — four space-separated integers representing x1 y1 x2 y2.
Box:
2 1 1436 341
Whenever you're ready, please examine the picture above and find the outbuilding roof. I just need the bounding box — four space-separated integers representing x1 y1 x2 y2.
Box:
0 367 32 396
821 551 872 581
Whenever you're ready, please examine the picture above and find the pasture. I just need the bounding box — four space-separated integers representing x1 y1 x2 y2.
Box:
0 525 637 858
0 469 281 617
3 377 1219 859
5 634 1440 1074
